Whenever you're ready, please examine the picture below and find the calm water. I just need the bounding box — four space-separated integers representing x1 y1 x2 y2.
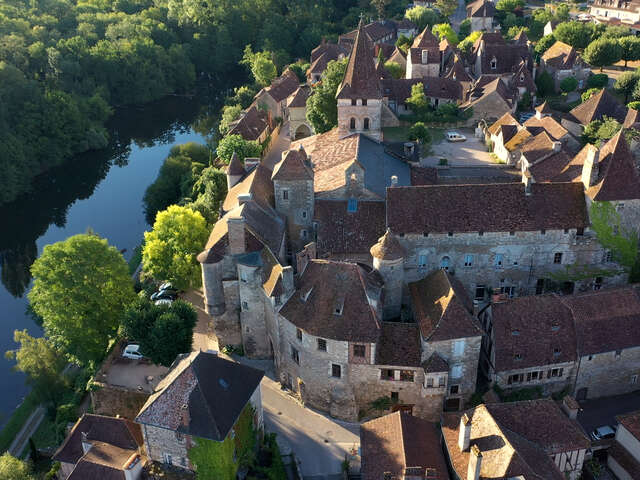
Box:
0 96 212 426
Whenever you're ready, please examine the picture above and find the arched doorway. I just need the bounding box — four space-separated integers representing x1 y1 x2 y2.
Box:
294 124 312 140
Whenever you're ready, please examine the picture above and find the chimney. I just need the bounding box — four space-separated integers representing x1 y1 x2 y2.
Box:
523 172 532 195
562 395 580 420
123 454 143 480
403 142 415 157
244 157 260 172
227 216 245 255
458 413 472 451
581 145 599 189
238 193 252 205
282 265 294 296
296 242 316 275
552 141 562 153
391 175 398 187
81 432 92 454
467 445 482 480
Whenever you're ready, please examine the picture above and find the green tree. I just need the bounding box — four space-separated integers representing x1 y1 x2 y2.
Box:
628 100 640 109
582 116 622 146
5 330 69 406
535 70 555 97
408 122 431 144
458 31 482 53
535 34 556 56
142 205 209 291
554 21 595 49
219 105 243 134
287 62 310 83
618 36 640 67
583 38 622 72
560 76 578 93
582 87 601 102
396 34 413 52
306 58 348 134
590 201 639 274
405 6 441 31
587 73 610 89
432 24 459 45
406 83 430 118
506 26 530 41
29 234 135 366
228 85 258 109
614 70 640 103
555 4 571 22
0 453 34 480
216 135 262 164
372 0 391 19
434 0 458 18
384 61 404 79
241 46 277 87
186 166 228 225
496 0 525 13
458 19 471 39
602 25 632 39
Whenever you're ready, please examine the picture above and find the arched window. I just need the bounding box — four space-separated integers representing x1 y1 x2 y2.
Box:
418 251 428 268
490 57 497 70
363 118 370 130
350 118 356 130
440 256 450 271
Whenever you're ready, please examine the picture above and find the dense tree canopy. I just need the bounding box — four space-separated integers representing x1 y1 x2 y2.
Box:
306 58 348 134
615 70 640 103
29 233 135 366
553 21 596 49
142 205 209 291
216 134 263 164
432 24 458 45
0 453 34 480
405 6 442 31
583 38 622 72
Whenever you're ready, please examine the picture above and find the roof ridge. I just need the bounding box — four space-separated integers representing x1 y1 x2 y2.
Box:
191 360 222 440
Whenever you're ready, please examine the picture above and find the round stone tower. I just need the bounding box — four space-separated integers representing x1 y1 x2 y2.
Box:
370 229 405 320
197 249 226 316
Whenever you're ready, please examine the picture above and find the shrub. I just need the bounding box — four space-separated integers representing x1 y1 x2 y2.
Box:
536 71 555 97
628 100 640 109
408 122 431 144
560 76 578 93
587 73 609 89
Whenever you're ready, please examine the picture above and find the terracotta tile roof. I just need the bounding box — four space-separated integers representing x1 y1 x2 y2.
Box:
623 107 640 128
410 269 481 342
376 322 422 366
337 22 382 100
542 41 582 70
521 131 561 164
136 351 263 441
412 27 440 48
387 182 588 234
609 441 640 478
422 351 449 372
287 86 309 108
524 115 569 140
617 410 640 440
223 163 275 213
536 101 553 115
410 166 438 185
228 105 270 141
560 286 640 355
264 69 300 103
586 130 640 201
505 128 532 151
227 151 245 176
528 151 578 182
314 199 386 255
279 260 382 342
370 229 405 260
566 88 627 125
53 414 143 466
467 0 496 17
491 294 578 372
272 147 314 181
488 112 520 136
361 411 450 480
442 401 589 480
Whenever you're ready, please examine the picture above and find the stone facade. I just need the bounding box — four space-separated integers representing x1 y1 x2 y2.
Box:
406 56 440 79
337 98 383 141
273 173 315 255
141 424 192 469
289 106 313 140
491 360 577 395
574 347 640 400
470 16 493 32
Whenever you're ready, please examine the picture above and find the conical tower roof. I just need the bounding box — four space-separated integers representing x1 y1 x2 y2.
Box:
336 19 381 100
535 101 553 115
227 151 244 176
370 229 405 260
412 27 439 48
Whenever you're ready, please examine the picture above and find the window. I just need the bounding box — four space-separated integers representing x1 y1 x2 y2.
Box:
440 256 451 271
351 98 357 106
632 374 638 385
490 57 497 69
475 285 486 300
400 370 415 382
421 49 428 63
438 376 446 387
363 118 370 130
347 198 357 213
577 227 584 236
564 229 569 234
464 254 473 267
617 203 624 211
362 99 367 106
390 391 399 401
418 253 427 268
426 377 434 387
541 229 546 235
588 355 593 361
349 117 356 129
613 225 619 235
296 328 302 341
536 279 545 295
176 432 185 443
453 341 465 357
451 365 463 377
164 453 173 465
180 457 186 467
553 348 561 357
494 253 503 268
508 374 524 384
354 344 366 357
242 301 248 310
301 210 307 219
334 302 344 315
301 229 308 240
448 231 453 237
317 338 327 351
603 250 613 263
615 349 622 358
291 346 299 364
549 368 563 378
450 385 459 395
478 231 484 236
381 369 395 380
554 252 563 264
282 189 289 200
331 364 341 378
509 231 515 236
501 286 515 298
594 276 603 290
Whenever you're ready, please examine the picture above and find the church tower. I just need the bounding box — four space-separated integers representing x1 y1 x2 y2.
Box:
336 18 383 141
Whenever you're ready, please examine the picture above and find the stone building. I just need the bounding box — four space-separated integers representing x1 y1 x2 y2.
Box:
287 86 312 140
442 400 590 480
541 41 591 91
53 414 145 480
135 351 264 471
228 105 272 143
405 27 441 79
462 77 517 125
254 69 300 119
590 0 640 25
466 0 496 32
608 410 640 479
307 41 348 83
561 88 628 137
470 32 532 78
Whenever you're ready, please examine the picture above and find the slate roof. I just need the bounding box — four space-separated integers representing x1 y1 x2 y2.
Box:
542 41 583 70
370 229 405 260
617 410 640 440
586 130 640 201
566 88 627 125
422 351 449 373
228 105 270 141
222 163 275 213
361 411 450 480
314 199 386 255
272 147 314 181
442 401 589 480
524 115 569 140
410 269 481 342
264 69 300 102
376 322 422 367
387 182 588 234
491 294 578 372
467 0 496 17
279 260 382 342
337 21 382 100
136 351 264 442
53 414 143 466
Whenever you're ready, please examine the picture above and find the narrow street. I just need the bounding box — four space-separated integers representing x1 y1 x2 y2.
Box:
263 122 292 170
451 0 467 31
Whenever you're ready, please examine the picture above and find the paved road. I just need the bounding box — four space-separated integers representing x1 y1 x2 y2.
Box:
577 390 640 435
263 122 292 170
451 0 468 31
8 406 45 457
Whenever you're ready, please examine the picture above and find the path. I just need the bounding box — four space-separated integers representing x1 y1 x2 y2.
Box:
8 406 45 457
451 0 467 30
263 122 292 170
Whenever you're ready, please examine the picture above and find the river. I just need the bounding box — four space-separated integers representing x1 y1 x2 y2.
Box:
0 95 213 426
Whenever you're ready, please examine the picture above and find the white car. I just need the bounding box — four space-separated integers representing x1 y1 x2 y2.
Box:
154 298 173 306
122 344 144 360
446 131 466 142
591 425 616 441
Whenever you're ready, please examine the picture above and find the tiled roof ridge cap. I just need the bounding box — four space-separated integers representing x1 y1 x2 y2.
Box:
355 262 382 332
422 271 454 341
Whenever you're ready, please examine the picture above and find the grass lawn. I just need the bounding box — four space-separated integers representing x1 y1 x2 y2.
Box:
30 415 59 452
0 391 40 453
383 126 412 142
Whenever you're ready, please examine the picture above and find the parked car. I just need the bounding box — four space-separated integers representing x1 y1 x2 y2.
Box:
150 290 177 301
446 131 466 142
154 299 173 307
590 425 616 441
158 282 178 294
122 344 144 360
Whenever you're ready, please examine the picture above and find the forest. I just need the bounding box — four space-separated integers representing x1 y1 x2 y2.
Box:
0 0 401 204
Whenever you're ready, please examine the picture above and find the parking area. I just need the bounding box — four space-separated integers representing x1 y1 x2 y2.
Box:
96 355 169 393
577 390 640 436
421 128 495 167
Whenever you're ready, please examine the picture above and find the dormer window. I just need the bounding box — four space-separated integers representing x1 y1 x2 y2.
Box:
334 301 344 315
362 99 367 106
514 353 522 360
519 74 524 82
553 348 561 356
282 189 289 200
351 98 357 106
490 57 497 70
347 198 358 213
422 49 428 64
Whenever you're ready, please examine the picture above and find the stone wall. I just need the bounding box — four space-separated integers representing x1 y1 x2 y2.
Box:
141 424 191 470
492 361 577 395
273 177 314 255
575 347 640 399
466 91 516 126
90 383 150 420
470 17 493 32
211 279 242 348
289 106 313 140
406 58 440 79
337 98 383 141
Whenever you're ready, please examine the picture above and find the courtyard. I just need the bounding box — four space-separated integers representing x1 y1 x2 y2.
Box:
422 127 496 167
